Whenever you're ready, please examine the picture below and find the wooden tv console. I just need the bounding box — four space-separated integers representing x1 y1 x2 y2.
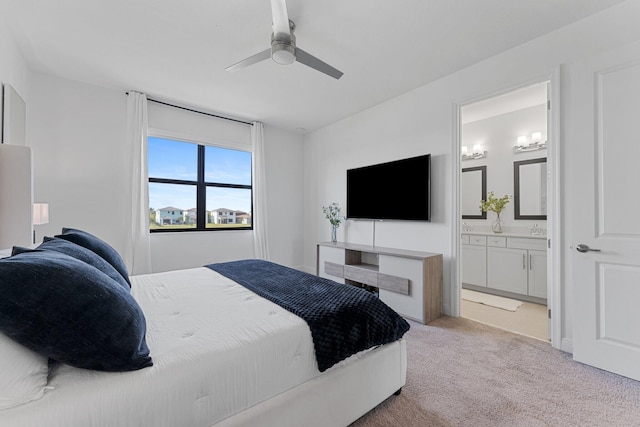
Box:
316 241 443 324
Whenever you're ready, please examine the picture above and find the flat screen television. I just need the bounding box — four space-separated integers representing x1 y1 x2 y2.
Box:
347 154 431 221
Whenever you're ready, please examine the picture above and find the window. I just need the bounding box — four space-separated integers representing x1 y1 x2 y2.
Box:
148 136 252 232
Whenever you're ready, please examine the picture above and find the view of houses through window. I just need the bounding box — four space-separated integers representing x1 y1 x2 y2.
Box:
149 206 252 229
147 136 252 231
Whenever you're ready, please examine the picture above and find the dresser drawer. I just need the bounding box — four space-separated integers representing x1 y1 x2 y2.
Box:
460 234 470 244
487 236 506 247
377 273 410 295
507 237 546 251
469 235 487 246
324 261 344 278
344 265 378 287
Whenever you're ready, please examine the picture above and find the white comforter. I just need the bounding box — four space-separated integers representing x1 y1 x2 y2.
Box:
1 267 320 427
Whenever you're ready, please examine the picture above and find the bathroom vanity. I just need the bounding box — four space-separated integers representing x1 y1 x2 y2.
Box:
461 232 547 304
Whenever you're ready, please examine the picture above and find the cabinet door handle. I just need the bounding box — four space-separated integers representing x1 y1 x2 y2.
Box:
522 254 526 269
529 254 532 270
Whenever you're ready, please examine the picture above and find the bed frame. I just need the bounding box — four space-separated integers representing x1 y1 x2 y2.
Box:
217 339 406 426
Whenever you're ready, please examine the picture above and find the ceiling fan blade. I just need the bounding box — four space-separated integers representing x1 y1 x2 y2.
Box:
270 0 291 41
295 48 343 80
225 48 272 72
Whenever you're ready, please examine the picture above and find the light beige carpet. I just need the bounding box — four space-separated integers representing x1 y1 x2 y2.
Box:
461 289 523 311
351 316 640 427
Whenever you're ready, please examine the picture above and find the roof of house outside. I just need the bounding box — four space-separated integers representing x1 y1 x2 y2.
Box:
155 207 251 215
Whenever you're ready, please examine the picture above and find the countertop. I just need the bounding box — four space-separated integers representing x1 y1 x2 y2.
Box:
461 231 546 239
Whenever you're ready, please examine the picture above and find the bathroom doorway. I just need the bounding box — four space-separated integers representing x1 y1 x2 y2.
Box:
459 81 550 342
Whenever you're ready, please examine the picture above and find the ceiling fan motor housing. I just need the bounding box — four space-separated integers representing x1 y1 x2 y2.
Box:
270 23 296 65
225 9 341 79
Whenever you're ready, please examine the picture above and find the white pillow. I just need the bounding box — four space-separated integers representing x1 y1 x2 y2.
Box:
0 332 51 410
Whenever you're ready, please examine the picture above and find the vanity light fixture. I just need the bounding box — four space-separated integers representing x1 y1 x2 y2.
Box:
513 131 547 153
517 135 527 147
531 132 542 143
461 143 487 161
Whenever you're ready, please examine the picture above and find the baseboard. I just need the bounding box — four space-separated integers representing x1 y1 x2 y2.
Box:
301 265 315 275
561 337 573 354
442 302 452 317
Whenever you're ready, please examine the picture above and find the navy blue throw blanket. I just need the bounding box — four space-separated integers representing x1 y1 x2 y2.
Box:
206 259 410 372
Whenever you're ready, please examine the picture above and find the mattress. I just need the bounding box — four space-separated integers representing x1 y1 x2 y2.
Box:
0 267 325 427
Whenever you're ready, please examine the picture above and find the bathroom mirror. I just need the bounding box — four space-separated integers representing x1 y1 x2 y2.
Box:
514 157 547 220
461 166 487 219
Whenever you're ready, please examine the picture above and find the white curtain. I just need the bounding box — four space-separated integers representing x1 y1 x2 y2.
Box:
124 91 152 275
251 121 269 260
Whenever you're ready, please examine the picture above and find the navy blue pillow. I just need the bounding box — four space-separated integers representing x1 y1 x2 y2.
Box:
56 227 131 286
12 236 130 291
0 250 152 371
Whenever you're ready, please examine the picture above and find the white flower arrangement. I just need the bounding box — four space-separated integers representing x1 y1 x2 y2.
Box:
322 202 343 227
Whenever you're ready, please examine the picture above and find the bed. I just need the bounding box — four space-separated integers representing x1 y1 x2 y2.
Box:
0 228 409 427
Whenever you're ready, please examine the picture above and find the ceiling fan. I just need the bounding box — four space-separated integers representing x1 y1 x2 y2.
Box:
225 0 343 79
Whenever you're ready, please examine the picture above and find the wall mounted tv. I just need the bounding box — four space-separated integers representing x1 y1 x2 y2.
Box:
347 154 431 221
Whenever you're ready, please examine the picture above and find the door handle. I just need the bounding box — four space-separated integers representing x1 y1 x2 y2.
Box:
576 244 601 253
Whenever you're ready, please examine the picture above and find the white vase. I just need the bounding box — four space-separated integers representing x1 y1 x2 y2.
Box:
331 225 338 242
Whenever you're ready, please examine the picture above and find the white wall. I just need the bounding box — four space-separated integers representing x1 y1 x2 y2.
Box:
262 126 305 268
26 72 305 273
0 14 29 112
0 19 31 247
28 73 131 255
462 104 548 232
303 1 640 347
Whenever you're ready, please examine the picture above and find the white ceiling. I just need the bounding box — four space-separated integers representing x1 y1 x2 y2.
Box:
461 81 548 124
2 0 626 133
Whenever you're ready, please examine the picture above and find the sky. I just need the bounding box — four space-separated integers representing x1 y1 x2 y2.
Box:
148 137 252 213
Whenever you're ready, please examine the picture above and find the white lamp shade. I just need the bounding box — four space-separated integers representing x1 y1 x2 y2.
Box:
461 146 468 155
517 135 527 146
33 203 49 225
531 132 542 143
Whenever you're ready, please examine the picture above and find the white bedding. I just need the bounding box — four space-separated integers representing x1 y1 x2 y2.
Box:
1 267 323 427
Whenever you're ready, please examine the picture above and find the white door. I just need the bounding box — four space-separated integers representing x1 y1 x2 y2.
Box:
569 40 640 380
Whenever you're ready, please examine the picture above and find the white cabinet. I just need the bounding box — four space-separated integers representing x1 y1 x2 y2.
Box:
461 233 547 301
378 255 427 323
507 237 547 300
318 245 346 283
461 234 486 287
317 242 443 324
528 249 547 299
487 247 528 294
